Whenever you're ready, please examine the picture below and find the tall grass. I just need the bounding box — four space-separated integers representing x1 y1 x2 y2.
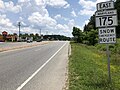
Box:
69 42 120 90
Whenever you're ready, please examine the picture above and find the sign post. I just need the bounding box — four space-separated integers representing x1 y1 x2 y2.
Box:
95 1 118 83
106 44 111 82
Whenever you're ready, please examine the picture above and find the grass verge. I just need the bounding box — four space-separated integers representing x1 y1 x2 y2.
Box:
69 42 120 90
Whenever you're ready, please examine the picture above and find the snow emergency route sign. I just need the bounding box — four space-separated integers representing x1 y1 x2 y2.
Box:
99 27 116 44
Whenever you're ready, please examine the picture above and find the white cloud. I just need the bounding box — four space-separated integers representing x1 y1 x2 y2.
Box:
79 0 95 10
18 0 70 8
27 11 74 36
11 5 22 13
28 12 57 27
54 14 62 19
0 0 72 36
54 14 69 21
0 1 22 13
78 0 108 16
46 0 70 8
79 0 108 10
0 0 4 9
96 0 109 4
56 24 66 30
34 0 46 6
68 19 75 29
64 4 70 8
0 14 18 34
79 9 95 16
84 20 89 25
55 23 71 36
55 19 75 36
18 0 30 3
78 19 89 31
71 10 77 17
0 14 13 27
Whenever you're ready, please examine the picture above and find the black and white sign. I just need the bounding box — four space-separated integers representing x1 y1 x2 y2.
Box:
99 27 116 44
96 15 118 27
97 1 114 11
96 1 117 44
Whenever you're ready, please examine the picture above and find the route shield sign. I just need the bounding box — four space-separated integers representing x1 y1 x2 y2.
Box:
96 15 118 27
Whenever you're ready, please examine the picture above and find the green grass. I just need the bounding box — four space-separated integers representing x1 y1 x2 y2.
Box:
69 42 120 90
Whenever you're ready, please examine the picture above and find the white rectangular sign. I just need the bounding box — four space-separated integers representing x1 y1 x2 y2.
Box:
97 1 114 11
95 9 117 17
96 15 118 27
99 27 116 44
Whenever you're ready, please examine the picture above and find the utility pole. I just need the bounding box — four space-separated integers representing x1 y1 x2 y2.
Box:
39 29 41 36
18 22 21 41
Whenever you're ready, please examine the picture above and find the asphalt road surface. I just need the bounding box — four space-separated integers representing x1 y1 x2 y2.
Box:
0 41 69 90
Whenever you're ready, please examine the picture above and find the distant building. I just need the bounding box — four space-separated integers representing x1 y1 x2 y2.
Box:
0 35 4 42
0 31 18 42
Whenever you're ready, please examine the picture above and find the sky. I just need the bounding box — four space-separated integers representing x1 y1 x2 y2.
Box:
0 0 109 37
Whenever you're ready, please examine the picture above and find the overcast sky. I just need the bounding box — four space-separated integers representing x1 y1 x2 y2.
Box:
0 0 109 37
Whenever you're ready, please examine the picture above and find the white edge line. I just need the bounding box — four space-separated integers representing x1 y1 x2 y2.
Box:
16 42 67 90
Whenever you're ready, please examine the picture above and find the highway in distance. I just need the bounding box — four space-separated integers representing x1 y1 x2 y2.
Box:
0 41 69 90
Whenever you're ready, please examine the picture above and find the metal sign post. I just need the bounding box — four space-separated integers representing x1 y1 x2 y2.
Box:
105 22 111 83
106 44 111 83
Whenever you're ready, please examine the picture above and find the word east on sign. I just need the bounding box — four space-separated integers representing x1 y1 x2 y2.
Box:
99 27 116 44
97 1 114 11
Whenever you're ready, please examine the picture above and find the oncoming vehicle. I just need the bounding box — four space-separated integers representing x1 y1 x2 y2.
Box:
36 39 42 42
27 39 33 43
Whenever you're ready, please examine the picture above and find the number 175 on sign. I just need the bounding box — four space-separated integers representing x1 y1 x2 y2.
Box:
96 15 118 27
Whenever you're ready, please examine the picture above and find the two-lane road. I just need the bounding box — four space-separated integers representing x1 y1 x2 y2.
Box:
0 41 69 90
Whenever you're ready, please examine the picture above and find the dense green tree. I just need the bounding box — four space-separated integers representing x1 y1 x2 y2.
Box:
115 0 120 37
72 27 83 43
30 33 34 37
72 26 98 45
83 24 88 32
86 29 98 45
30 33 36 40
43 35 70 41
13 33 17 36
83 15 96 32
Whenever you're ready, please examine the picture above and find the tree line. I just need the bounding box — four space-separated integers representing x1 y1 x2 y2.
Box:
20 33 70 41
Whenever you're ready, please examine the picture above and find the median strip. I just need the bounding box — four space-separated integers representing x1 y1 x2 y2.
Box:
0 41 50 52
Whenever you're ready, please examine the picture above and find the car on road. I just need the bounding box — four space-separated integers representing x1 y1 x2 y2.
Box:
36 39 42 42
27 40 33 43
